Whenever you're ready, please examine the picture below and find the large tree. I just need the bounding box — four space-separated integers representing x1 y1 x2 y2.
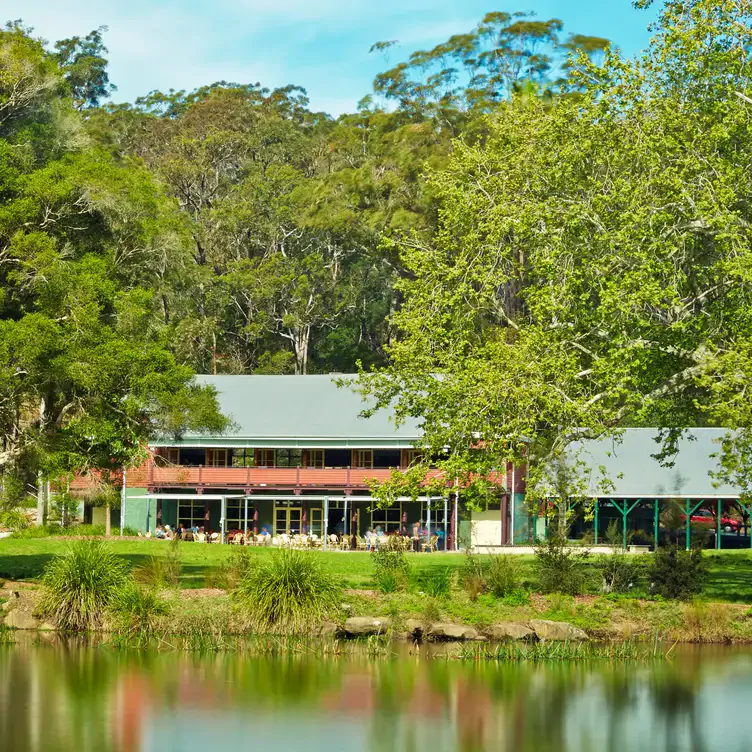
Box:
0 25 227 524
359 0 752 508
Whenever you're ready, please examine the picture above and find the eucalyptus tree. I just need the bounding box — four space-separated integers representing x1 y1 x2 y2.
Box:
0 26 226 523
359 0 752 509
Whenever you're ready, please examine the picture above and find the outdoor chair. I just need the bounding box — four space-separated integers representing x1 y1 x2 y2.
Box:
422 535 439 553
196 532 206 543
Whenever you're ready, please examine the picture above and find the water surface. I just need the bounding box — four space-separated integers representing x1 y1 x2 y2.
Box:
0 639 750 752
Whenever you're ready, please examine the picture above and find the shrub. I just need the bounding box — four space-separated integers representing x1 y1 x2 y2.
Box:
486 555 522 597
421 596 441 628
133 539 181 587
461 552 487 602
501 589 532 607
38 539 127 631
0 510 30 531
233 548 339 634
534 535 589 595
649 545 706 600
597 551 639 594
110 583 169 642
414 567 453 598
371 549 410 593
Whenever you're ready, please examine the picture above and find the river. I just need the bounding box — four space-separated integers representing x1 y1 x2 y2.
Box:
0 638 750 751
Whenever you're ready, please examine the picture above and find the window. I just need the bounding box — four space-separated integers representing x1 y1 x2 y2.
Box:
178 500 206 528
155 447 180 467
354 450 373 468
403 449 423 467
225 499 246 531
259 449 276 467
371 504 402 533
276 449 302 468
206 449 228 467
308 449 324 468
232 449 255 467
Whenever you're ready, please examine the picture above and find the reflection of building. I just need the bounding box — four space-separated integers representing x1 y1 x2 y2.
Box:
73 375 751 549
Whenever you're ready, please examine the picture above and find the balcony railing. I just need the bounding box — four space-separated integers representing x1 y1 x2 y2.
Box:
144 463 446 490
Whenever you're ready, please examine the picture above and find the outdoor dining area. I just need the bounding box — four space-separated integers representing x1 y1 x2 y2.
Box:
140 524 444 552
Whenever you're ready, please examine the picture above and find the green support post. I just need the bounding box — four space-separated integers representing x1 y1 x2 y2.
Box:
610 499 642 549
594 499 599 545
684 499 705 551
654 499 660 550
717 498 722 551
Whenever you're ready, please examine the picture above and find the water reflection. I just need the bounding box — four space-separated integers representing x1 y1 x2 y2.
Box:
0 639 750 752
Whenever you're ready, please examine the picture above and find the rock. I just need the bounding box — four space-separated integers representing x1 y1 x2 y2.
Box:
404 619 424 637
427 623 479 641
1 601 11 612
37 622 56 632
4 610 40 630
318 621 338 637
342 616 390 636
530 619 589 642
487 622 535 641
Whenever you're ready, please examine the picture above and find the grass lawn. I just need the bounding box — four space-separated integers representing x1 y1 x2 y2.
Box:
0 537 751 602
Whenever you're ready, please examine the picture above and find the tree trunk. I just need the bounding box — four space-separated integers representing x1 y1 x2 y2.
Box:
35 472 47 527
105 502 111 537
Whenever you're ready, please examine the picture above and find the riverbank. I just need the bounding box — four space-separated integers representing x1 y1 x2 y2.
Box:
3 578 752 645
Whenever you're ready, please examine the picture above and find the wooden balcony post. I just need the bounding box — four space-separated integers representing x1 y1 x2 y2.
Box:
198 464 203 486
296 466 300 486
347 466 351 486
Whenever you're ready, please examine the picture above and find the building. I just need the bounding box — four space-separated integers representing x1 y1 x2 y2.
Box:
75 375 751 550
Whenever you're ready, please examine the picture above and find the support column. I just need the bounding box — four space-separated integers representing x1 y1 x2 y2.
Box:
244 497 249 540
351 505 358 549
156 499 163 526
717 498 722 551
449 493 457 551
610 499 642 549
594 499 599 545
501 493 509 546
253 504 258 536
302 501 308 534
654 499 660 550
684 499 705 551
220 496 226 544
323 496 329 549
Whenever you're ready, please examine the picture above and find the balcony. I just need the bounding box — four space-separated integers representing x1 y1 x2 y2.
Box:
144 463 447 491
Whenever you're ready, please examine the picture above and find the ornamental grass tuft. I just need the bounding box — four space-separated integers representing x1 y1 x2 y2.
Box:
110 582 169 644
38 539 127 631
233 548 339 634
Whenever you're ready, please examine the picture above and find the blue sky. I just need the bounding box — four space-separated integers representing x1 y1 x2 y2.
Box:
16 0 659 115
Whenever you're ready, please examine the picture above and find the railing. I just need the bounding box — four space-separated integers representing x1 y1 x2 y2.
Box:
144 463 447 490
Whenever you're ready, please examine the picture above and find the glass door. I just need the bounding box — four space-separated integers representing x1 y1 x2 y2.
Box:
274 506 302 535
309 508 323 537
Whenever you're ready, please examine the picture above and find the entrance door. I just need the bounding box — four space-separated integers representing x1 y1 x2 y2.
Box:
275 506 302 535
309 508 323 538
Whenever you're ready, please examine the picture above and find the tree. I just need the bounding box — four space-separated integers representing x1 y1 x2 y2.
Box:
359 0 752 511
0 26 227 526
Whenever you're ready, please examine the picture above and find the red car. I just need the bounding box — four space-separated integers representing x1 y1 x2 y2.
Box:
679 508 741 533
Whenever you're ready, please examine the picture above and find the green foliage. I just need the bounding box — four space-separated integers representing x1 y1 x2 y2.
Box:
534 536 589 595
413 566 452 598
650 546 706 600
11 523 106 539
371 549 410 593
38 539 127 631
233 548 339 634
461 552 488 602
110 582 169 643
133 541 181 588
486 554 523 597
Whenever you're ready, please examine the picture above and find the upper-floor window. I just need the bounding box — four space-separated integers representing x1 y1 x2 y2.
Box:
155 447 180 466
403 449 423 467
259 449 276 467
276 449 302 467
354 449 373 469
307 449 325 468
232 449 255 467
206 449 228 467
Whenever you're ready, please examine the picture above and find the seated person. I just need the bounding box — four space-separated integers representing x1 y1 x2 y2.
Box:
155 525 165 539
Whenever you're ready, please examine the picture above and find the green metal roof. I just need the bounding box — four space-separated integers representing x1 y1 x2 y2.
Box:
158 374 422 449
570 428 741 498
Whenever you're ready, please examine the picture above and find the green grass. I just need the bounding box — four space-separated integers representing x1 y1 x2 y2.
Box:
0 538 751 603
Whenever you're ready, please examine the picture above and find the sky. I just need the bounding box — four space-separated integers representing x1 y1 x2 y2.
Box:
13 0 660 116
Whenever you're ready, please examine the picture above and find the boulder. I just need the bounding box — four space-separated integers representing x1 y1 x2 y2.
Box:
319 621 339 637
342 616 390 636
4 609 40 630
487 622 535 641
427 623 479 641
529 619 589 642
38 622 56 632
